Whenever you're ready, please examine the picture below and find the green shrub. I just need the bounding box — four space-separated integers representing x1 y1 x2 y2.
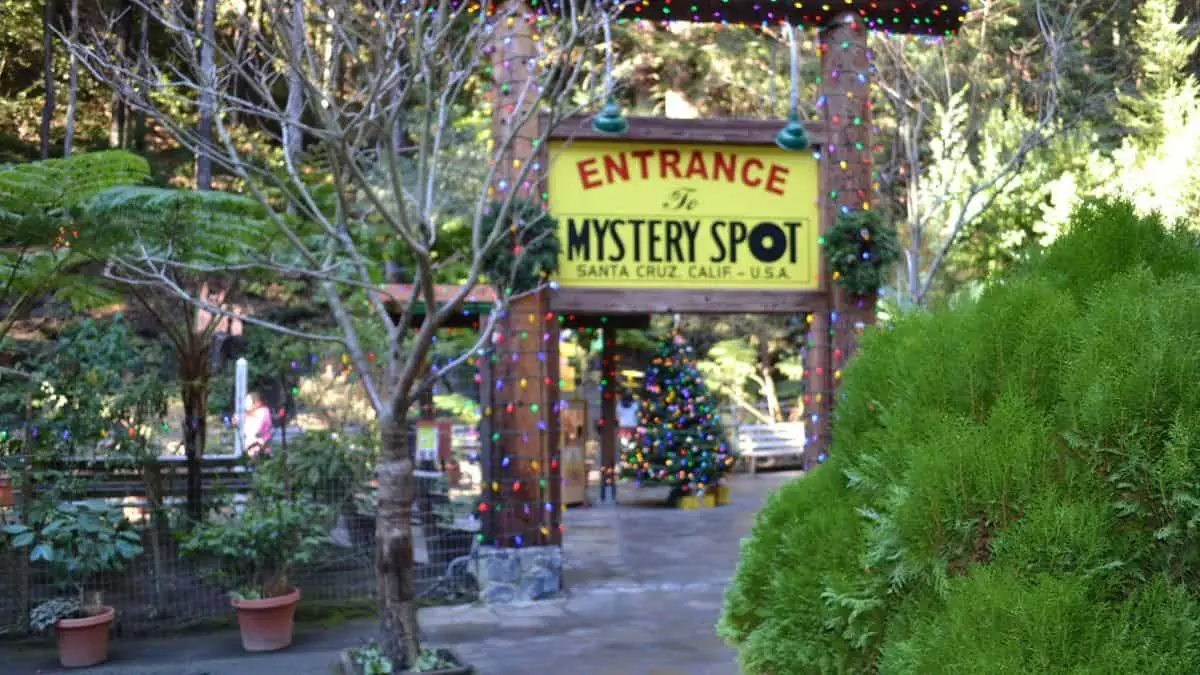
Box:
720 198 1200 673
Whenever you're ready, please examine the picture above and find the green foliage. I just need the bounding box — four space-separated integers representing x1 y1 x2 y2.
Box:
697 339 760 405
822 210 900 298
622 333 735 494
481 199 559 294
77 185 276 262
1 500 144 595
411 648 464 672
28 598 83 632
720 198 1200 673
179 494 331 598
3 316 168 463
0 151 150 231
350 645 464 674
432 393 480 425
1118 0 1198 149
353 644 395 674
255 428 376 509
0 153 151 350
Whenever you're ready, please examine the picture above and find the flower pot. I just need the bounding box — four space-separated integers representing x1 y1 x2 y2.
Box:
55 605 114 668
231 587 300 652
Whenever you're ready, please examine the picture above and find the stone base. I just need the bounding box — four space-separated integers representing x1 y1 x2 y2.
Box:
469 545 562 605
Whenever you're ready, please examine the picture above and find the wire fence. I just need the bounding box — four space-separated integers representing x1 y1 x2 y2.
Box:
0 325 836 639
0 415 484 638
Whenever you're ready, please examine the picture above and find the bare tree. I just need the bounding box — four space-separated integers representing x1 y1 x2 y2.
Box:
873 0 1096 306
68 0 610 665
40 0 57 160
64 0 80 156
194 0 216 189
111 0 135 148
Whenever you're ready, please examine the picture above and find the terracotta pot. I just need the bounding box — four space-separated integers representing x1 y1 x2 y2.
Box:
232 588 300 652
0 473 13 507
55 605 114 668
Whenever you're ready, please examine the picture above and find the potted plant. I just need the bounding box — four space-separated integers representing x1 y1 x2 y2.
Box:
341 643 475 675
1 500 144 668
180 496 330 652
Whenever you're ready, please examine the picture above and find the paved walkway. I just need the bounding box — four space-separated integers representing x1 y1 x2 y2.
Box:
2 472 798 675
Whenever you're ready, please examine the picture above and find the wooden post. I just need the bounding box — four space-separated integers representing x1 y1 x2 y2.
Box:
486 293 562 547
809 14 876 467
599 328 618 502
802 311 830 468
483 0 561 547
490 1 540 202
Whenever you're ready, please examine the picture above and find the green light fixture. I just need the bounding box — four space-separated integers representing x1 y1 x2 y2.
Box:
593 99 628 135
775 24 809 152
776 112 809 151
592 20 628 136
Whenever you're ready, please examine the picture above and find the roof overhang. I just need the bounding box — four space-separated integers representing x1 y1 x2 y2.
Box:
617 1 967 35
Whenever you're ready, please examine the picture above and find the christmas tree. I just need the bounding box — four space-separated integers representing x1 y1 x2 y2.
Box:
623 332 736 499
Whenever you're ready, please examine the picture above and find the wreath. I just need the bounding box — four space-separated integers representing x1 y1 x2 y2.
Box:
821 210 900 298
481 199 560 294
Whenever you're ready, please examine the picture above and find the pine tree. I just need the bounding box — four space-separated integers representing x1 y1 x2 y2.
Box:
1106 0 1200 221
623 332 736 499
1118 0 1198 149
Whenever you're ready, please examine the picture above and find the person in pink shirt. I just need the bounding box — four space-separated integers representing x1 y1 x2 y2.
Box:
241 392 273 458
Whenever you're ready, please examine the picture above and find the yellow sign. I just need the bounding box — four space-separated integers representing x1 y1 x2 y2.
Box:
547 140 821 290
415 425 437 463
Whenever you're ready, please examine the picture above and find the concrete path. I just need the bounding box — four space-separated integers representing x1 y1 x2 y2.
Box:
1 472 798 675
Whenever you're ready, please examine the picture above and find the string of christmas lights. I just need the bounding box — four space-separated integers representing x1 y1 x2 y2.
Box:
474 303 566 548
438 0 967 34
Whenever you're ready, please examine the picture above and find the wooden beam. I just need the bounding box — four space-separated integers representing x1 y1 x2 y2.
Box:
545 115 828 147
617 0 966 35
556 314 651 330
549 289 828 315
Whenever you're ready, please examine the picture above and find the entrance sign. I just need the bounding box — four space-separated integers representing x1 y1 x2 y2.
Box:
547 140 821 290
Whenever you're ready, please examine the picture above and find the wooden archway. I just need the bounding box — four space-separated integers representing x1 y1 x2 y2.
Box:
481 2 967 548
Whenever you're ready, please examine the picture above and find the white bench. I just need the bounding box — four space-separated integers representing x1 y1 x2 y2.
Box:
735 423 807 474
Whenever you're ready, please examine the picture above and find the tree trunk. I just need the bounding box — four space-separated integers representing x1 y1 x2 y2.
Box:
180 366 209 522
133 6 150 152
63 0 79 156
284 0 304 163
376 411 421 668
110 0 133 148
40 0 56 160
142 458 170 609
195 0 217 190
758 336 780 422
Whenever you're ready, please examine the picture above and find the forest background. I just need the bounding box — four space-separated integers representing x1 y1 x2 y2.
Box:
3 0 1198 420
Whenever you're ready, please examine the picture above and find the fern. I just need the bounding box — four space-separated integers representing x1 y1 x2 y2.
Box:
77 186 276 264
0 151 150 236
